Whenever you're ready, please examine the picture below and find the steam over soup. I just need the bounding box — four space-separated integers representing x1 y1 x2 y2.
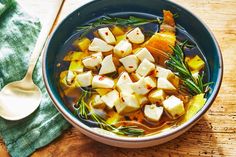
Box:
56 10 211 136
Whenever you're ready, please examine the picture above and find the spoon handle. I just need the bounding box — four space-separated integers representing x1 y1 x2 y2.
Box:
24 0 65 81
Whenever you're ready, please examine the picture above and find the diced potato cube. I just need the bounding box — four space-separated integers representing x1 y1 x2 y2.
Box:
89 38 113 52
66 70 76 85
99 54 116 75
74 38 91 51
163 95 185 119
116 72 133 94
76 71 93 87
98 27 116 44
91 95 105 108
136 59 155 77
155 65 174 80
113 40 132 57
144 104 163 121
127 27 145 44
63 51 84 61
95 88 112 96
135 48 155 62
135 94 149 106
119 55 139 73
148 89 166 103
101 90 120 109
92 75 114 88
157 77 176 91
187 55 205 71
112 26 125 36
82 52 103 69
69 60 83 73
131 76 155 95
115 92 140 114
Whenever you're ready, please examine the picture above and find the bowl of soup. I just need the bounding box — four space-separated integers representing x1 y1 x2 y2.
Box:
43 0 223 148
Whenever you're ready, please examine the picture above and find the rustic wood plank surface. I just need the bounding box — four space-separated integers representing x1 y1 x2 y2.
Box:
1 0 236 156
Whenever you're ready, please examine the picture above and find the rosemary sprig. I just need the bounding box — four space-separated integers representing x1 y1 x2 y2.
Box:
75 91 144 136
166 41 213 95
77 15 160 38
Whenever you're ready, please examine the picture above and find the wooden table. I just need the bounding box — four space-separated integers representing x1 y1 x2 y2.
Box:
1 0 236 156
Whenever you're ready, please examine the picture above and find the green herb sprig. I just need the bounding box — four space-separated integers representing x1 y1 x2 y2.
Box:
166 41 213 95
75 91 144 136
77 15 161 38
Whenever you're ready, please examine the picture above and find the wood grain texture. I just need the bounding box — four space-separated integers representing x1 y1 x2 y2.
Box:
1 0 236 156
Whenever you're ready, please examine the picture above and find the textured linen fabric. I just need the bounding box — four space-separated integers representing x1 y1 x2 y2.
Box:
0 0 70 156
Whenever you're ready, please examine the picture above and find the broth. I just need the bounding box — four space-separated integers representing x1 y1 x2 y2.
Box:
54 12 210 136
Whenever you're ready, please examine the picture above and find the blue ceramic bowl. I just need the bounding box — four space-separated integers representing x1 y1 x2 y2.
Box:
43 0 223 148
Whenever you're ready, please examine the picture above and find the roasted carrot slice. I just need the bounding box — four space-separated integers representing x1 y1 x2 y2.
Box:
163 10 175 27
145 10 176 65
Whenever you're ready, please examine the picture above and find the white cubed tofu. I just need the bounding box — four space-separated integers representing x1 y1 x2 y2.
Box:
66 70 76 85
99 54 116 75
157 78 176 91
135 48 154 62
136 59 155 77
116 72 133 94
76 71 93 87
126 27 145 44
115 92 140 114
131 76 156 95
113 40 132 57
135 94 149 106
82 52 103 69
144 104 163 122
156 66 175 80
89 38 113 52
163 95 185 119
119 55 139 73
92 75 114 88
92 95 105 108
148 89 166 103
101 90 120 109
144 76 156 89
98 27 116 44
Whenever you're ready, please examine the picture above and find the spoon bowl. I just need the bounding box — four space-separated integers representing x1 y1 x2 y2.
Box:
0 77 42 120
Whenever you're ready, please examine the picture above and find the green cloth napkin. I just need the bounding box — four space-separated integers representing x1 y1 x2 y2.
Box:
0 0 71 156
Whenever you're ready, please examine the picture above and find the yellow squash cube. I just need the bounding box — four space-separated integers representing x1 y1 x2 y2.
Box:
69 60 84 73
112 26 125 36
187 55 205 71
74 37 91 51
63 51 84 61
